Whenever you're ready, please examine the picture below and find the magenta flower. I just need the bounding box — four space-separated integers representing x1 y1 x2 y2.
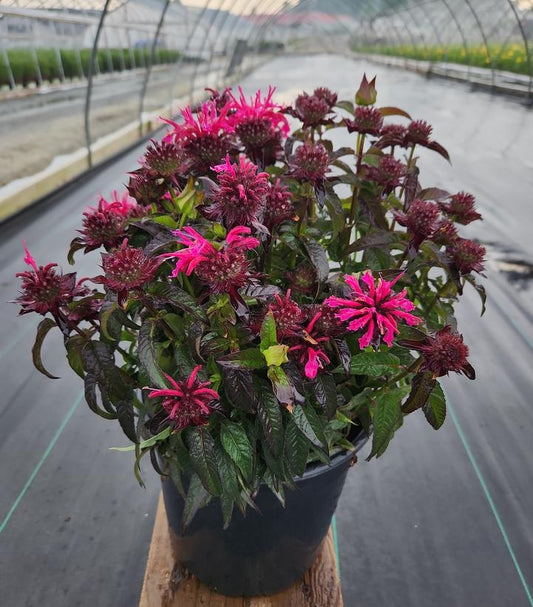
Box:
400 326 475 379
79 191 143 251
289 312 331 379
228 86 289 137
15 244 87 316
204 154 270 229
325 271 420 349
163 100 233 173
145 366 219 431
164 226 260 295
95 239 160 304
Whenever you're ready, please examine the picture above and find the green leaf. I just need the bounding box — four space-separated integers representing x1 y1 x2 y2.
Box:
138 319 167 388
220 420 254 482
111 426 171 451
216 446 239 529
303 239 329 282
284 418 310 477
368 390 403 459
402 370 436 415
152 283 207 322
260 310 277 351
464 275 487 316
186 427 222 496
350 352 401 376
65 335 87 378
217 348 266 370
256 381 284 456
182 472 211 529
293 404 326 449
32 318 59 379
423 381 447 429
263 344 289 367
335 99 354 114
267 365 294 407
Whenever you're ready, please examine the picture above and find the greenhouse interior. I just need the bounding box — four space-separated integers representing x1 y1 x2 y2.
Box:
1 0 532 605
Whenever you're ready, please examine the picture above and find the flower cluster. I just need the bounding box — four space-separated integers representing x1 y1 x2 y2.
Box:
15 75 487 520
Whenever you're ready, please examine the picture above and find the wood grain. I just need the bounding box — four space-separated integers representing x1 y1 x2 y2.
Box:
138 492 343 607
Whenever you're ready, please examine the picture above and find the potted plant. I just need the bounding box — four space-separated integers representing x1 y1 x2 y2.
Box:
14 75 486 596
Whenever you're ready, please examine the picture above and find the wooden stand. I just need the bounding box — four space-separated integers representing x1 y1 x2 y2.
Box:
139 493 343 607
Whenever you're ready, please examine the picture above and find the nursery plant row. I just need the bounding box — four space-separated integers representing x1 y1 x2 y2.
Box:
355 43 531 76
0 47 182 89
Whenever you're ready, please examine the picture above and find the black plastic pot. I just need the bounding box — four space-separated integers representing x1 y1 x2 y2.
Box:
161 428 368 596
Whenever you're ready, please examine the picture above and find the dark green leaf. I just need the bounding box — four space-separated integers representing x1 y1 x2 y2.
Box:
348 230 394 253
153 283 207 322
284 418 310 477
186 427 222 496
116 398 137 443
292 404 326 449
303 239 329 282
423 381 447 429
32 318 59 379
335 99 354 114
464 275 487 316
260 311 277 351
312 373 338 419
182 472 211 529
256 381 284 456
350 352 401 375
67 237 85 264
221 367 258 412
65 335 87 378
402 370 436 415
216 444 240 528
217 348 266 370
220 420 254 482
138 320 167 388
368 390 403 459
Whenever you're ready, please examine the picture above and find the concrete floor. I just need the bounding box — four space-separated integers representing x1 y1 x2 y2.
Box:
1 54 532 606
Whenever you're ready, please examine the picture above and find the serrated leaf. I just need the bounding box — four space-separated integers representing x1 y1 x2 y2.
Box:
423 381 446 429
153 283 207 322
256 381 284 456
216 444 240 528
284 418 310 477
368 390 403 459
220 420 254 482
217 348 266 370
221 367 258 412
260 311 277 351
242 283 281 300
186 427 222 496
312 373 338 419
138 320 167 388
293 404 326 448
402 370 436 415
32 318 59 379
303 239 329 282
182 472 211 530
350 352 401 375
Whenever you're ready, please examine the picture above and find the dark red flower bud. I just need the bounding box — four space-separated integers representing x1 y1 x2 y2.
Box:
293 92 331 128
366 155 405 190
143 139 184 177
394 199 441 248
406 120 433 145
291 142 330 183
344 106 383 136
263 179 295 229
439 192 482 225
268 290 306 338
377 124 408 148
446 238 486 275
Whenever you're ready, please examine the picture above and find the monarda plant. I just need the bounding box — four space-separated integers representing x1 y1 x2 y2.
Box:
15 75 486 527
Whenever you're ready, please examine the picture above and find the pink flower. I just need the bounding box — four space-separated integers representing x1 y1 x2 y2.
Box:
163 100 233 174
79 191 143 251
15 244 88 316
325 271 420 349
289 312 331 379
163 226 260 295
228 86 289 136
145 366 218 431
204 154 270 229
95 239 160 304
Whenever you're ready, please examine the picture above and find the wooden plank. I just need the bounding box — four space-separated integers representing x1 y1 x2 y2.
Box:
139 492 343 607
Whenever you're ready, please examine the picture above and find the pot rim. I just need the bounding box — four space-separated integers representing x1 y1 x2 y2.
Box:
297 424 369 481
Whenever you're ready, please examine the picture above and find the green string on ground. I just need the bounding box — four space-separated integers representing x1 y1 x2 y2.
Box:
0 391 84 534
332 514 341 578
